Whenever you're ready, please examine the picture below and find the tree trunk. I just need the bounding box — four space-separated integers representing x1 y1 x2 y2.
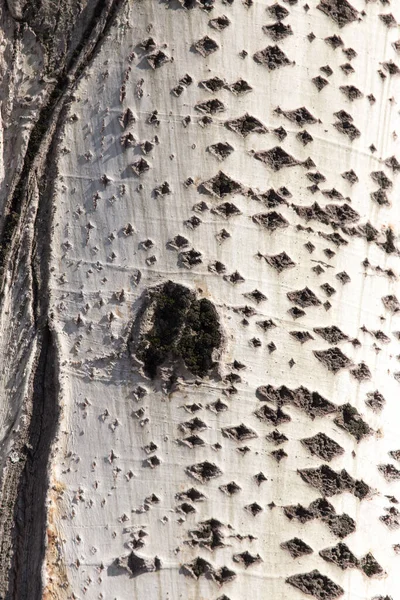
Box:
0 0 399 598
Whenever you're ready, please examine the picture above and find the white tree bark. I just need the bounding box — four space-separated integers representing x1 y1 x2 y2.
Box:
1 0 400 599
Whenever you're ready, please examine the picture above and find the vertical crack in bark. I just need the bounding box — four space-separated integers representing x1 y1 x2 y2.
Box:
7 324 59 600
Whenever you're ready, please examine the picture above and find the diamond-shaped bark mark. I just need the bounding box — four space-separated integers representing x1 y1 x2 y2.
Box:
178 249 202 269
314 347 351 373
200 171 243 198
252 146 300 171
360 553 385 578
334 403 371 442
131 158 150 176
287 287 321 308
340 85 363 101
208 142 234 161
252 212 289 231
193 36 219 57
224 114 267 137
313 326 348 344
146 50 171 69
279 106 318 127
233 551 262 568
222 424 258 442
365 390 385 412
286 570 344 600
334 118 360 141
227 79 253 95
319 543 359 570
254 404 291 425
281 538 314 558
219 481 241 495
378 464 400 482
186 461 222 483
211 202 242 219
209 15 231 30
267 3 289 20
200 76 225 92
318 0 358 27
382 294 400 313
262 21 293 41
298 465 370 499
265 251 296 272
195 99 226 114
290 331 314 344
301 433 344 462
253 45 292 70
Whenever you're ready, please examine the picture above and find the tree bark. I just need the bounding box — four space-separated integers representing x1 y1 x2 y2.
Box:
0 0 399 599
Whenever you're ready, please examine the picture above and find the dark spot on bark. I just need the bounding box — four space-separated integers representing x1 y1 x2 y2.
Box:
245 502 263 516
219 481 241 495
222 424 258 442
318 0 358 27
131 281 222 378
208 142 235 161
193 36 219 56
195 99 226 115
360 553 384 578
209 15 231 30
301 433 344 461
379 13 397 28
281 538 314 558
378 464 400 482
265 251 296 272
116 552 161 577
279 106 318 126
271 448 287 461
350 362 371 381
252 211 289 231
288 287 321 307
263 21 293 41
314 347 351 373
267 3 289 20
312 76 329 91
298 464 370 499
286 570 344 600
321 65 333 76
341 169 358 184
254 404 291 425
186 461 222 483
200 76 225 92
290 331 314 344
319 543 359 569
147 50 171 69
266 429 288 445
131 158 150 176
227 79 253 95
212 202 242 219
176 488 206 502
313 326 348 344
233 551 262 568
200 171 243 198
336 271 351 284
382 294 400 313
334 403 371 442
225 113 268 137
168 235 190 250
253 45 292 69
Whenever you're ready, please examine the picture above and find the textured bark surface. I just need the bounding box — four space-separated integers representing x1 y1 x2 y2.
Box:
1 0 400 599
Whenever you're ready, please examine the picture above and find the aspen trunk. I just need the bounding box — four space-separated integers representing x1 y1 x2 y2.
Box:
0 1 400 599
